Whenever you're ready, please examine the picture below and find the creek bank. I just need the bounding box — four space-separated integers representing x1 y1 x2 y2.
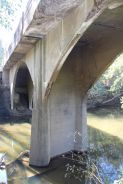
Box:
87 94 121 110
0 84 31 123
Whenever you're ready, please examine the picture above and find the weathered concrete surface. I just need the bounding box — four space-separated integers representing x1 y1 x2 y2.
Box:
2 0 123 166
49 49 88 157
3 0 95 70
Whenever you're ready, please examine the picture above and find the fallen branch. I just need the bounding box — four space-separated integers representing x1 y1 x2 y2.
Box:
6 150 29 166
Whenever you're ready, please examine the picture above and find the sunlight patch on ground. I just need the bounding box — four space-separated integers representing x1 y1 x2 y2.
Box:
87 114 123 140
0 123 31 161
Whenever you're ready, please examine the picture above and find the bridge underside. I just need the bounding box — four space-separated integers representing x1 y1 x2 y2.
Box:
2 1 123 166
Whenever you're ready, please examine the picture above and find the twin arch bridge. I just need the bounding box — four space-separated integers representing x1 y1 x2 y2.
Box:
1 0 123 166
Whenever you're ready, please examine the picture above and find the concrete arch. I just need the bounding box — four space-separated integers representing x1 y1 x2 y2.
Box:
43 5 107 99
10 62 34 110
45 4 123 158
45 4 123 99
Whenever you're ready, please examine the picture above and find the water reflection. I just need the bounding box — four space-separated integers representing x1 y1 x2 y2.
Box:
0 108 122 183
88 126 123 183
0 122 31 162
88 108 123 184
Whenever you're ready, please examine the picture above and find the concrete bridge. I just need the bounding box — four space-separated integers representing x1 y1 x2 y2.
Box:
2 0 123 166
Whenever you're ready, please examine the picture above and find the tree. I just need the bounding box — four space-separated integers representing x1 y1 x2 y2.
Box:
88 54 123 107
0 0 23 67
105 55 123 95
0 0 22 29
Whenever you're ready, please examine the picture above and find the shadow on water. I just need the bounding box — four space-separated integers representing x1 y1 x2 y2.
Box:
8 156 84 184
0 117 31 124
88 107 123 119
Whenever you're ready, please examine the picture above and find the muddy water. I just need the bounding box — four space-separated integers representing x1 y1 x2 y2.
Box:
0 107 122 183
88 108 123 184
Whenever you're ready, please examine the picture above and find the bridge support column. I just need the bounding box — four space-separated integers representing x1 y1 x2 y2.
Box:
74 95 88 151
30 100 50 166
48 46 88 158
29 42 50 166
73 47 88 152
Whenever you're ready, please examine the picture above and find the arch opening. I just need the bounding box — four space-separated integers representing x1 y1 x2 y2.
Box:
13 64 33 112
47 3 123 162
87 52 123 183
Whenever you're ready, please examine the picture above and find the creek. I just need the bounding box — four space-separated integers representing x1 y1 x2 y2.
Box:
0 107 122 183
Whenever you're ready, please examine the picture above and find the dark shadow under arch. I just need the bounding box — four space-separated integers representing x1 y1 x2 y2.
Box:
14 63 33 111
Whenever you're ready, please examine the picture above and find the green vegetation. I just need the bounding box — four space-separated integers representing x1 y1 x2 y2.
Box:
0 0 23 66
88 54 123 108
0 0 22 29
